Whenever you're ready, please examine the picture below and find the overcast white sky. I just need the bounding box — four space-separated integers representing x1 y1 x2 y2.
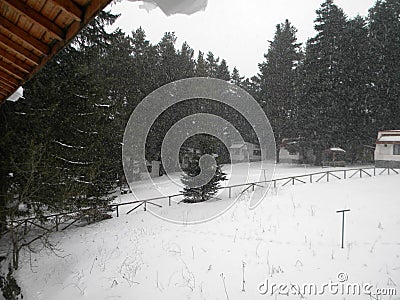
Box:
108 0 377 78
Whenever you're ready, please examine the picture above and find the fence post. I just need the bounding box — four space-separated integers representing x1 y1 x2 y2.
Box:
252 184 255 191
274 180 277 189
144 201 147 211
373 167 376 176
327 172 330 182
360 169 362 178
116 206 119 217
310 174 312 183
292 177 295 185
344 170 346 179
169 196 172 206
55 216 59 231
229 187 231 198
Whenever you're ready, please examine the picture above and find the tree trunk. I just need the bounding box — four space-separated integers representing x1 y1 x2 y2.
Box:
276 147 280 164
315 148 323 166
0 165 7 236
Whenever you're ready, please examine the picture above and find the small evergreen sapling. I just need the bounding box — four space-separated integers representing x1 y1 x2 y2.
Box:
181 155 227 203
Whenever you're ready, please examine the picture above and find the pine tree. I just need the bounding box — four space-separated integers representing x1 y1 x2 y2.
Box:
339 16 374 161
157 32 180 84
5 11 122 212
230 67 244 86
195 51 208 77
258 19 302 162
178 42 196 78
206 51 219 78
0 11 126 270
368 0 400 132
52 11 122 208
215 59 231 81
298 0 348 164
244 76 260 96
130 27 159 98
181 154 227 203
145 31 186 161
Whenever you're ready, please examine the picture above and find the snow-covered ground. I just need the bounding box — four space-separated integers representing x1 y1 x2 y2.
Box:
15 163 400 299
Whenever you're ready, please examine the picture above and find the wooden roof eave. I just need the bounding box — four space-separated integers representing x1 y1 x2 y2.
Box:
0 0 113 105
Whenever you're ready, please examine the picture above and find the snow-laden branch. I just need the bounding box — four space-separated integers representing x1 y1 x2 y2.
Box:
56 156 92 165
54 140 85 149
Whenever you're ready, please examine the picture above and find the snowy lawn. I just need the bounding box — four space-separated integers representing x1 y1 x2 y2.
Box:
16 164 400 299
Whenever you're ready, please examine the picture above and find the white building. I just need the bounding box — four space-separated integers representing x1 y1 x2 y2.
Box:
229 142 261 162
374 130 400 168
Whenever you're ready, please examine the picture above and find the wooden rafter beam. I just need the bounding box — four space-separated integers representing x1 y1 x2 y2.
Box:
0 32 40 65
49 0 82 22
0 15 50 54
0 76 15 90
0 59 26 80
0 47 32 73
0 0 113 105
0 81 13 93
0 88 9 97
26 0 112 91
0 70 20 87
2 0 65 40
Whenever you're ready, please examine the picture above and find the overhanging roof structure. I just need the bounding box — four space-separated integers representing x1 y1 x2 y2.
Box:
376 130 400 145
0 0 113 105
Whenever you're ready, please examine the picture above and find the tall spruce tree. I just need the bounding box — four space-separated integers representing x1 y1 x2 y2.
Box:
258 19 302 162
130 27 159 100
0 11 126 272
241 76 260 99
178 42 196 79
157 32 180 84
0 11 122 215
216 59 231 81
368 0 400 132
230 67 244 86
339 16 374 161
298 0 348 164
206 51 219 78
195 51 209 77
